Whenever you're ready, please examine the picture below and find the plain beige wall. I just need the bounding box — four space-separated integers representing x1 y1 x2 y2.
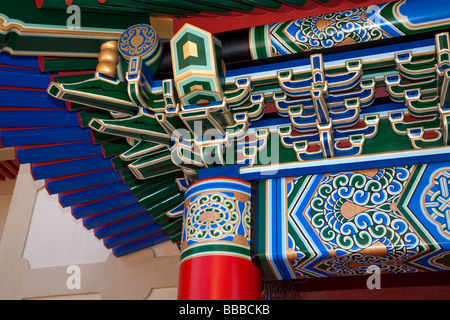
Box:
0 193 13 242
0 168 16 242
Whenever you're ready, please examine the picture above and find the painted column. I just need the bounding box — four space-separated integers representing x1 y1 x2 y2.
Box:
177 177 262 300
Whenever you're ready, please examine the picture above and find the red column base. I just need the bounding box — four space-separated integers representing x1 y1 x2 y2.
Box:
178 255 262 300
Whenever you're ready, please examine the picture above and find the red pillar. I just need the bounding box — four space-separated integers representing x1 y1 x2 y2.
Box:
177 177 262 300
178 255 262 300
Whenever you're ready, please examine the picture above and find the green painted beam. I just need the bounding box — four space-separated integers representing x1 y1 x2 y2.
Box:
100 0 202 15
136 0 232 14
2 0 149 29
277 0 308 7
102 139 134 158
41 57 98 72
70 0 193 16
187 0 255 12
237 0 282 10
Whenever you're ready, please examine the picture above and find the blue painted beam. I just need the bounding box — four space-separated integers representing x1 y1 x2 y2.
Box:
0 66 53 89
0 89 66 109
46 169 122 194
31 156 113 180
199 164 240 180
94 213 155 239
82 203 148 229
112 233 169 257
0 127 91 147
103 224 163 249
59 181 131 207
239 147 450 180
0 52 40 69
17 142 102 164
0 110 80 127
226 37 436 80
72 192 139 219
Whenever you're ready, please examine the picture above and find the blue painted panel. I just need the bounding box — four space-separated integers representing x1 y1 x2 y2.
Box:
0 127 91 147
17 142 102 164
0 52 40 69
0 66 53 89
0 110 80 127
249 117 290 129
227 38 435 79
198 164 240 180
112 233 169 257
185 178 251 199
31 156 113 180
0 89 66 109
94 214 154 239
396 0 450 26
360 102 406 116
103 223 162 249
82 203 148 229
59 181 131 207
405 162 450 269
72 192 138 219
240 148 450 180
322 38 435 64
46 169 122 194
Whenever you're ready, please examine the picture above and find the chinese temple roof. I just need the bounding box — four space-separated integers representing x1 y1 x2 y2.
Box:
2 0 450 261
2 0 395 257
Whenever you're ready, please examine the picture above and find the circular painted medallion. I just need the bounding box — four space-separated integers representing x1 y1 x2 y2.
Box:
118 24 158 59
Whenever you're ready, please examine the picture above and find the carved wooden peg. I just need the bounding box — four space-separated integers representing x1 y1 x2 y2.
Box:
96 41 119 79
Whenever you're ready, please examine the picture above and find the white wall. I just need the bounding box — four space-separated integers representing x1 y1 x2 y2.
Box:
22 188 110 269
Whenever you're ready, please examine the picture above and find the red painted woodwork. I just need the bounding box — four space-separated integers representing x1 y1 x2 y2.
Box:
172 0 395 34
178 255 262 300
296 271 450 300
